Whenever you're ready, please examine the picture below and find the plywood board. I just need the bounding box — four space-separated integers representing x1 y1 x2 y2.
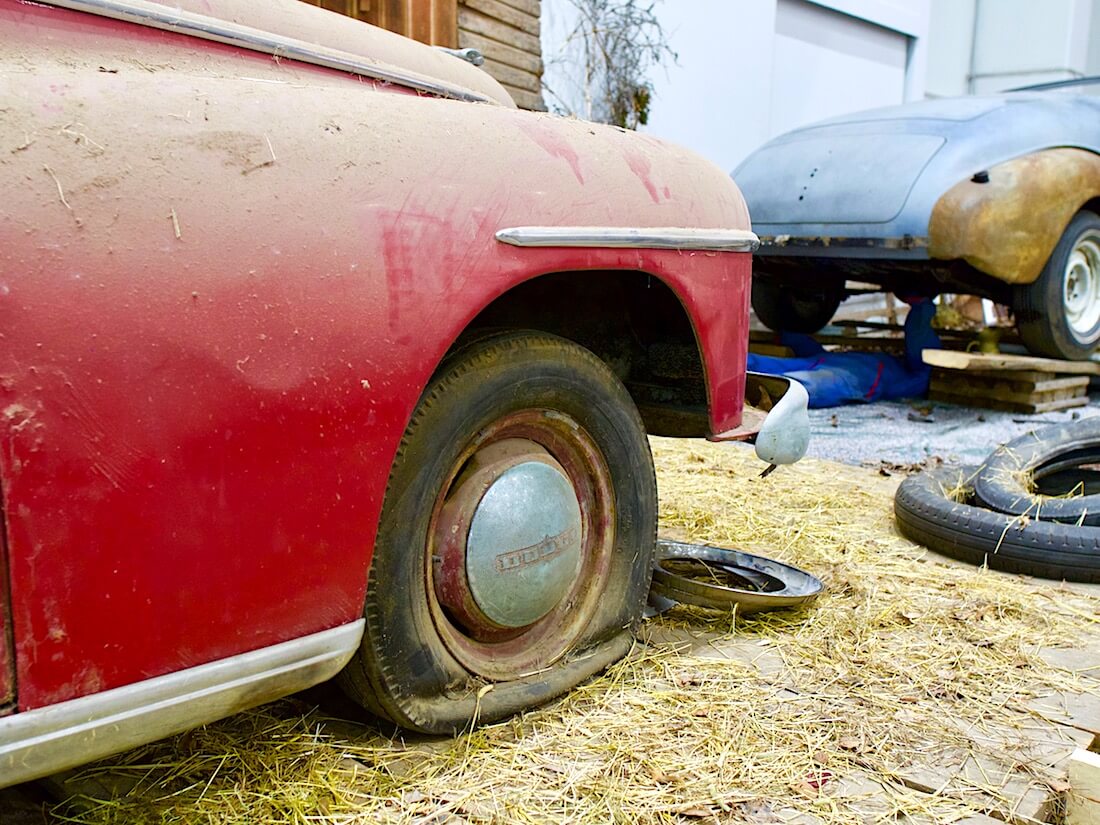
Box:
1068 748 1100 825
923 348 1100 376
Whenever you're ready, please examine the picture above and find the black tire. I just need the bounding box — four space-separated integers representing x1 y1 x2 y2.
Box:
1013 210 1100 360
339 331 657 733
894 466 1100 582
751 277 843 334
973 418 1100 525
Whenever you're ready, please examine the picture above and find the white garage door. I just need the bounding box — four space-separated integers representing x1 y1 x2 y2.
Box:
770 0 910 137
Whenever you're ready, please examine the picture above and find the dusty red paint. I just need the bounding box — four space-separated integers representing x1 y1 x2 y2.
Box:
517 119 586 185
0 0 751 710
623 149 661 205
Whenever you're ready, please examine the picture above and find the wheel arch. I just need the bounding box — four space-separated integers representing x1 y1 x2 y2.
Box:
928 147 1100 285
442 269 715 438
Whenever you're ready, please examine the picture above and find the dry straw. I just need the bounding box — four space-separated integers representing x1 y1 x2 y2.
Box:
53 438 1100 824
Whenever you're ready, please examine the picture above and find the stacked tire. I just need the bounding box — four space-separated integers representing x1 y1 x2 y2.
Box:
894 418 1100 582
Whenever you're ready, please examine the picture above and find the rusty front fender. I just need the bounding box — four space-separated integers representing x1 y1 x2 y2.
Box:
928 148 1100 285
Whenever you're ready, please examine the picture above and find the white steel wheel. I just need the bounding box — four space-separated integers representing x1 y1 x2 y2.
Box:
1015 210 1100 360
1063 229 1100 338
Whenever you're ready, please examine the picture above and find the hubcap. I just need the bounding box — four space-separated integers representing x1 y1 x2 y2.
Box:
1063 231 1100 339
467 462 583 627
425 411 615 681
432 438 586 640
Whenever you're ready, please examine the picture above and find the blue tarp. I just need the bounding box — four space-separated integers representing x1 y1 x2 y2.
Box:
746 299 941 409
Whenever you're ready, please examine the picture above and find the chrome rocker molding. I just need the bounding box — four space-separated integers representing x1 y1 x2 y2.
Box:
0 620 364 789
37 0 491 103
495 227 761 252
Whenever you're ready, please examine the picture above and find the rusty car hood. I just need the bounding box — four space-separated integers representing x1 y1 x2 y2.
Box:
734 90 1100 258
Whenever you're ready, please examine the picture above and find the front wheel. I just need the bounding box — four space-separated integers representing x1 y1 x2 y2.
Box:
1014 210 1100 360
751 277 843 334
339 331 657 733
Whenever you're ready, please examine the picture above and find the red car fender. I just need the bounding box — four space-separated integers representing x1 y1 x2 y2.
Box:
0 0 751 711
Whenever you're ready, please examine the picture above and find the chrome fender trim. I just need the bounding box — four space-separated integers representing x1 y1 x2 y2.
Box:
495 227 760 252
35 0 491 103
0 620 364 789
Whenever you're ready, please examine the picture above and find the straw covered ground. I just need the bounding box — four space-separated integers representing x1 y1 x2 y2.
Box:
48 437 1100 824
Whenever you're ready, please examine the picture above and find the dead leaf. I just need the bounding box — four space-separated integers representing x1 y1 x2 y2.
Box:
678 805 718 820
646 764 675 783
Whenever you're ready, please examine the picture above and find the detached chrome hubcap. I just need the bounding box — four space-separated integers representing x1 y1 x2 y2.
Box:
1063 232 1100 338
433 439 584 639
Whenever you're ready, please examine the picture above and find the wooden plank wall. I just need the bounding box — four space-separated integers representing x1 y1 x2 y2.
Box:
299 0 458 48
458 0 544 110
298 0 544 110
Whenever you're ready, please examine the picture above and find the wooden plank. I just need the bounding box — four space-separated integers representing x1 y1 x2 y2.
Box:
930 373 1088 405
1040 643 1100 676
479 55 541 93
382 0 409 35
495 0 539 15
410 0 434 44
748 342 796 357
302 0 355 14
965 368 1075 385
460 30 542 73
1028 691 1100 737
813 333 906 352
434 0 458 47
895 754 1053 824
923 348 1100 376
930 370 1089 395
1068 748 1100 825
497 82 545 111
458 6 541 53
929 389 1088 414
461 0 539 36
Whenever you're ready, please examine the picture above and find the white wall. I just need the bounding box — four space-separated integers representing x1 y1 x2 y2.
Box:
926 0 1098 95
636 0 779 176
1091 0 1100 74
768 0 909 137
925 0 975 97
540 0 930 173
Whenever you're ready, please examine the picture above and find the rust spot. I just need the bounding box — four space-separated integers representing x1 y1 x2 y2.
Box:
929 148 1100 284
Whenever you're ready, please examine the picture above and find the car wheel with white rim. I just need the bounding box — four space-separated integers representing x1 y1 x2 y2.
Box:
1015 210 1100 360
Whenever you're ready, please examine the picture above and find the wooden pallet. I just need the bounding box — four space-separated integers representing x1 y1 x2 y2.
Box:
925 350 1093 413
930 370 1089 413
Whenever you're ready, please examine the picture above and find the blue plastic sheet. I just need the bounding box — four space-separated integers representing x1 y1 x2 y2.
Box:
747 299 941 409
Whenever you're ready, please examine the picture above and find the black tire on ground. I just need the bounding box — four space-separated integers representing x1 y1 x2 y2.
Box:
1013 210 1100 360
339 331 657 734
751 277 843 334
973 418 1100 525
894 466 1100 583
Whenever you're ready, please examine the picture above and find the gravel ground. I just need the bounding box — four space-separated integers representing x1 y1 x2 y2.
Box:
801 393 1100 467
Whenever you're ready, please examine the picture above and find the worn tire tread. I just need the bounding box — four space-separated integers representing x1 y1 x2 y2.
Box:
895 467 1100 582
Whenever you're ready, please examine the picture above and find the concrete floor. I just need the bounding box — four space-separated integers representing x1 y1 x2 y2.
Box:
801 394 1100 468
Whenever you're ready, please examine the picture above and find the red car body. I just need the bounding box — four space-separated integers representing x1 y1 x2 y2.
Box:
0 0 773 786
